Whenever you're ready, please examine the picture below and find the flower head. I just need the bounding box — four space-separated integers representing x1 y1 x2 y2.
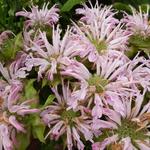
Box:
0 53 28 84
41 82 93 150
62 55 139 118
76 1 118 26
123 5 150 37
121 55 150 91
16 3 59 29
72 22 129 64
73 2 129 62
0 83 39 150
0 55 39 149
25 25 82 80
92 91 150 150
0 54 29 100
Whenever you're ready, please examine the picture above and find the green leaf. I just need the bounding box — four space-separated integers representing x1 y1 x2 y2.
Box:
14 32 23 49
61 0 85 12
8 9 15 16
129 35 150 48
129 35 150 55
42 79 48 88
43 94 55 108
16 130 30 150
24 79 38 100
113 2 132 13
33 124 45 143
115 0 150 6
0 32 23 61
125 46 139 58
29 114 45 143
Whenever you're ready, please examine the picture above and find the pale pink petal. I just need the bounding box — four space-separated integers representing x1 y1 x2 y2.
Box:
9 116 26 133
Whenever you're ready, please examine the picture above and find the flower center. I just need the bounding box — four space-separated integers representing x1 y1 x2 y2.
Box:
117 119 148 141
88 75 108 93
61 109 80 125
91 39 107 55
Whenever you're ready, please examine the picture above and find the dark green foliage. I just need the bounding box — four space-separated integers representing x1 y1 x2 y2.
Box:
40 138 64 150
39 85 53 105
29 114 46 143
113 2 132 13
0 32 23 62
61 0 85 12
129 35 150 55
0 0 30 33
16 129 31 150
115 0 150 6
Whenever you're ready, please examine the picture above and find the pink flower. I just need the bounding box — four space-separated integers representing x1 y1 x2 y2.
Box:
76 1 118 27
0 55 29 100
41 82 93 150
16 3 59 29
0 124 13 150
25 26 82 80
121 55 150 91
92 91 150 150
72 2 130 62
62 55 140 118
0 59 39 149
0 53 29 99
0 84 39 149
0 54 28 81
123 5 150 37
72 22 129 63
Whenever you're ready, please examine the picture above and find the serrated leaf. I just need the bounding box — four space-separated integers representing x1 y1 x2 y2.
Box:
61 0 85 12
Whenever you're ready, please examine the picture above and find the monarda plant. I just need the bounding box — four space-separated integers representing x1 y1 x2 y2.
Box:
0 1 150 150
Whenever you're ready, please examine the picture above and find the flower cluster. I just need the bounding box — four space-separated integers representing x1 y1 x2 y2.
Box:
0 1 150 150
0 57 39 149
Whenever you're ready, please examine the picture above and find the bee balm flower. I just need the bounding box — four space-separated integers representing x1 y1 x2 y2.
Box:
41 83 93 150
92 92 150 150
16 3 59 29
73 2 129 62
62 55 138 118
0 85 39 150
123 5 150 37
25 25 82 81
76 2 118 27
